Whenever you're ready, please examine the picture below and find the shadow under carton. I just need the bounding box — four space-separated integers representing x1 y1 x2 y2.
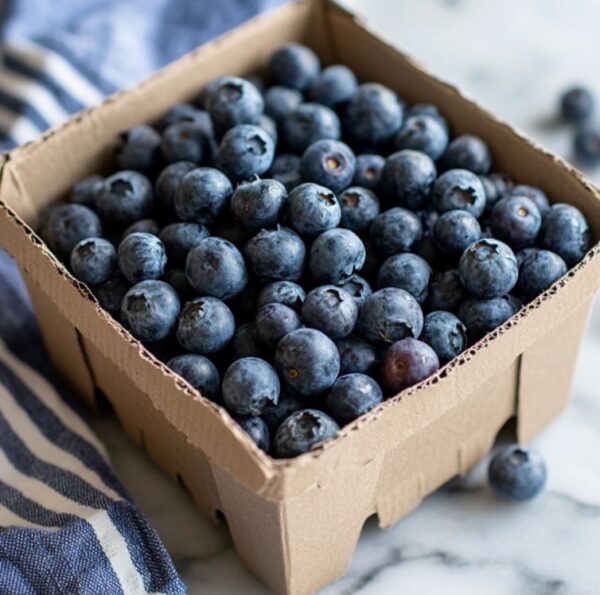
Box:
1 1 599 593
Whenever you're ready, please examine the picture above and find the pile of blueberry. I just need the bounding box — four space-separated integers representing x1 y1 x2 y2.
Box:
40 43 593 459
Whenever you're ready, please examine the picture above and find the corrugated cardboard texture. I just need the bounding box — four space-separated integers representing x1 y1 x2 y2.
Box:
0 1 599 593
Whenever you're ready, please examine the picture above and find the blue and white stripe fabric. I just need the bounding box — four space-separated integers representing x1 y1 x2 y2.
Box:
0 1 284 592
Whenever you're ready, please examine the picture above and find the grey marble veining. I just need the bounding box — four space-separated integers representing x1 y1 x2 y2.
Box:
87 1 600 593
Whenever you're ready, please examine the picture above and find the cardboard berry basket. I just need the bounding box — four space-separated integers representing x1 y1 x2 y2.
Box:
1 1 599 593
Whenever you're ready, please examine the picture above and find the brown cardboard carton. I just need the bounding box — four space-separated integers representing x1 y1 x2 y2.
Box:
0 1 599 593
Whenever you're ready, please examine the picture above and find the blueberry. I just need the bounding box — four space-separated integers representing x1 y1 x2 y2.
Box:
515 247 541 269
541 203 591 266
161 121 206 164
235 416 270 452
268 153 302 191
335 334 379 376
370 207 423 256
287 182 341 236
231 323 265 360
262 392 304 433
479 175 502 214
230 178 287 230
257 281 306 312
442 134 491 174
185 237 247 300
458 295 518 340
432 169 486 218
394 115 449 161
117 232 167 283
70 237 117 286
508 184 550 216
94 276 130 318
425 269 465 313
302 285 358 339
122 219 160 238
71 175 103 207
206 76 264 133
573 124 600 166
377 253 432 304
274 409 339 458
352 154 385 190
281 103 341 153
300 139 356 193
433 210 481 255
218 124 275 181
176 296 235 354
405 103 449 132
491 195 541 250
358 288 424 347
420 310 467 364
154 161 196 212
327 373 383 425
222 357 280 416
488 445 547 501
458 239 518 299
382 338 440 393
309 64 358 108
158 103 205 131
163 268 195 302
560 85 594 122
168 353 220 400
275 328 340 397
174 167 233 225
245 226 306 281
517 249 567 302
344 83 403 147
121 280 180 343
339 186 380 233
264 85 303 123
159 222 210 266
117 125 161 172
254 303 302 350
309 228 366 284
96 170 153 226
381 151 437 211
338 274 373 307
269 43 320 91
40 203 103 261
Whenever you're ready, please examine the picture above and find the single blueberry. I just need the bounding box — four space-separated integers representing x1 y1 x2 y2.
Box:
338 186 380 233
262 391 304 433
517 249 568 302
274 409 340 458
206 76 264 133
458 295 518 340
275 328 340 397
168 353 220 400
185 237 248 300
96 170 153 226
268 153 302 191
370 207 423 256
382 338 440 393
491 195 541 250
269 43 321 91
515 247 541 269
352 154 385 190
264 86 303 123
508 184 550 216
358 287 424 347
117 232 167 283
338 274 373 307
218 124 275 181
458 239 518 299
121 280 180 343
302 285 358 339
442 134 491 174
432 169 486 218
257 281 306 313
254 303 302 351
117 125 161 172
158 103 205 131
309 228 366 285
377 253 432 304
287 182 341 237
230 178 287 230
425 269 465 313
309 64 358 108
176 296 235 354
174 167 233 225
335 334 379 377
420 310 468 364
560 85 594 122
161 121 206 164
281 103 341 153
159 222 210 266
488 445 547 501
541 203 591 266
394 115 449 161
154 161 196 212
94 276 130 318
327 373 383 426
71 175 103 208
300 139 356 194
70 237 117 286
235 416 270 452
222 357 280 416
433 210 481 255
122 219 160 239
405 103 449 132
245 226 306 281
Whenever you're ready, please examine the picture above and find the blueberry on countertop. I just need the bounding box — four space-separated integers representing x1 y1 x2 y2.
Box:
335 334 379 377
541 203 591 266
281 103 341 153
327 373 383 425
352 153 385 190
235 416 270 452
517 249 567 302
432 168 486 219
287 182 341 237
488 445 547 501
168 353 220 401
257 281 306 313
300 139 356 193
70 237 117 286
370 207 423 256
442 134 491 175
273 409 340 458
420 310 468 364
309 228 366 285
269 43 321 91
301 285 358 339
560 85 594 123
490 195 541 250
382 338 440 393
117 232 167 283
377 253 432 304
254 303 302 351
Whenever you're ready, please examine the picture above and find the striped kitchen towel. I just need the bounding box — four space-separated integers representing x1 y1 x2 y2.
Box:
0 1 283 592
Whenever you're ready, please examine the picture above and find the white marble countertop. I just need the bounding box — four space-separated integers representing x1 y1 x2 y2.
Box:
88 1 600 593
